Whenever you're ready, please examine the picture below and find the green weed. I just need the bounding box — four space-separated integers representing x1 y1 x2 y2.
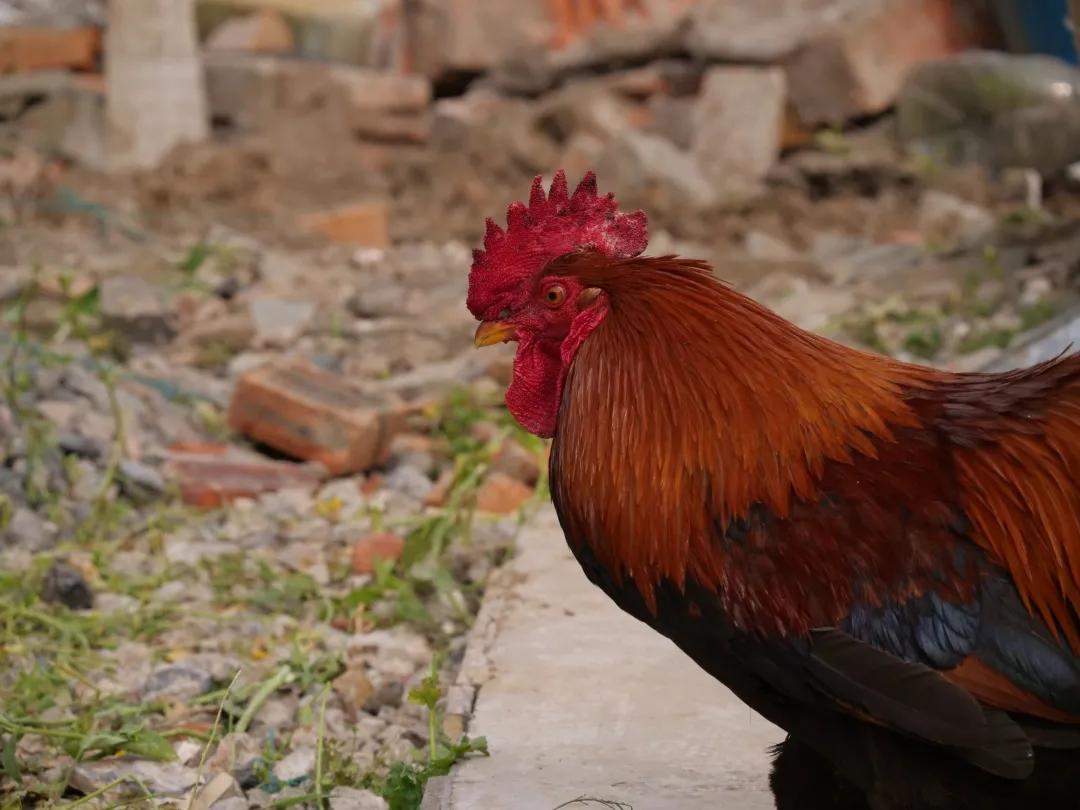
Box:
368 658 488 810
903 325 944 360
1020 299 1057 331
958 327 1015 354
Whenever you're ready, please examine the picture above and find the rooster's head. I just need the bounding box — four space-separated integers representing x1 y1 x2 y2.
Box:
467 170 648 436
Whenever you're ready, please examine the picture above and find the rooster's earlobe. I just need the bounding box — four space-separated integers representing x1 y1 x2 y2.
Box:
577 287 602 308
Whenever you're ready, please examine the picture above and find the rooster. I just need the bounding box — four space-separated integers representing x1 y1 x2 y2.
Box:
468 170 1080 809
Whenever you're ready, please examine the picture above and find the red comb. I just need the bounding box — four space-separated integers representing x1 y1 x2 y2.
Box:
467 170 648 319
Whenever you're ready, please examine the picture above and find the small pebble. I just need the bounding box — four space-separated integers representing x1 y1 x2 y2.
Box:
41 560 93 610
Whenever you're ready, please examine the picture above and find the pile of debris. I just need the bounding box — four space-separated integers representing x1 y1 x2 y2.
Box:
0 0 1017 239
0 226 546 808
7 0 1080 251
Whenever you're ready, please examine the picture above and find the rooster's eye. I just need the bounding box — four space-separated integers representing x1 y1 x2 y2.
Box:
498 308 511 319
544 286 566 307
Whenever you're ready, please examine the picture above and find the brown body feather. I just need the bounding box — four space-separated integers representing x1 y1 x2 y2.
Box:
547 253 1080 773
552 253 1080 647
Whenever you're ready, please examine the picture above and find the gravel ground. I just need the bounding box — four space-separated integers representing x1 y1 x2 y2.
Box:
3 113 1080 810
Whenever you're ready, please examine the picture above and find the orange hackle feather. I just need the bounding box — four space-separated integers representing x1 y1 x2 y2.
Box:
549 251 1080 652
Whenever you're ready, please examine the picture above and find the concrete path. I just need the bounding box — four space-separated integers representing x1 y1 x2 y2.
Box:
432 506 784 810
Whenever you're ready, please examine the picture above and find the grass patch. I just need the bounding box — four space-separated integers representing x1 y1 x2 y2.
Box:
1020 299 1057 331
0 567 183 795
0 275 538 805
902 324 944 360
958 327 1015 354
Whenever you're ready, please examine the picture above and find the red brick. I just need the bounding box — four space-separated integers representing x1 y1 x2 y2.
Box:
165 451 326 508
351 531 405 574
785 0 994 126
475 472 533 515
227 358 406 475
205 9 295 54
298 202 390 248
0 27 101 73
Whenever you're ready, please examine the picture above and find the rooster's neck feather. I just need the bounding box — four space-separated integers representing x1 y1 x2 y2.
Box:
550 255 935 620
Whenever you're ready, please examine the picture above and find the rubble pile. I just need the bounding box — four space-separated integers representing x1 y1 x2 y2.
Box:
0 0 1001 236
0 227 541 808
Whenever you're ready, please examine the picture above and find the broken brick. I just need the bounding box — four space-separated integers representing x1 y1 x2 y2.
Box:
298 202 390 248
227 359 406 475
350 531 406 575
475 472 533 515
165 451 326 508
0 27 101 74
205 9 295 54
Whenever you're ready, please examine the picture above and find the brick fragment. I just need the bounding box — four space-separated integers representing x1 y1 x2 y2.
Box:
350 531 406 574
227 359 406 475
475 472 533 515
298 202 390 248
0 27 101 74
165 449 326 508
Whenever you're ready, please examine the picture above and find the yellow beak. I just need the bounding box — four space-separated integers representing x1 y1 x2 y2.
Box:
474 320 517 347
